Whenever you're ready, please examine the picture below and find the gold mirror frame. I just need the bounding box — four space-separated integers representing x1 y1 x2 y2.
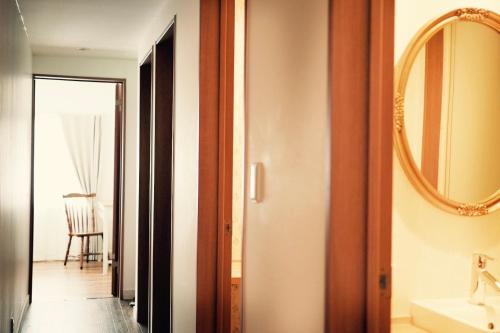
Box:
394 8 500 217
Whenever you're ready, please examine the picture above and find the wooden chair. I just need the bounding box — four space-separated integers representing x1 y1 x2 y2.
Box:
63 193 103 269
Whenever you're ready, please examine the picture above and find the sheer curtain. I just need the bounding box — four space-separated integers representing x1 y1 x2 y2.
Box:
60 114 102 194
60 114 103 260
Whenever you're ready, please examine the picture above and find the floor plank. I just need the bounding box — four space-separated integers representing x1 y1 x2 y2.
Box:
25 261 145 332
33 260 111 301
21 299 145 333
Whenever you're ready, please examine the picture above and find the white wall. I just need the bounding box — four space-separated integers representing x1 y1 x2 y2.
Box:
137 1 200 331
33 79 116 262
243 1 329 332
392 0 500 319
0 0 32 331
33 55 138 298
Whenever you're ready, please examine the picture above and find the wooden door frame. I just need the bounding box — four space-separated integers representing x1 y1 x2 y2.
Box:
136 50 153 326
326 0 394 332
149 17 176 333
29 74 127 302
197 0 235 332
113 80 125 299
198 0 394 332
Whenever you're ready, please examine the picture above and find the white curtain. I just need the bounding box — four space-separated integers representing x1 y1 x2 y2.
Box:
60 114 102 194
60 114 103 260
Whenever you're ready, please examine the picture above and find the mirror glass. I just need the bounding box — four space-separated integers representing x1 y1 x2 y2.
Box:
404 20 500 204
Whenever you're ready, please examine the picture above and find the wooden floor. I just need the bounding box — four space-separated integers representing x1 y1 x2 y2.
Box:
24 261 145 332
21 298 145 333
32 260 111 301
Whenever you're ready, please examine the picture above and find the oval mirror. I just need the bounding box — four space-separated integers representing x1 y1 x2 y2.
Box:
394 8 500 216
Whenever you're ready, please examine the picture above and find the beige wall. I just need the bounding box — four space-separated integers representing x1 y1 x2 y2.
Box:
33 55 138 299
0 0 32 331
243 0 329 332
232 0 245 269
137 0 200 331
392 0 500 319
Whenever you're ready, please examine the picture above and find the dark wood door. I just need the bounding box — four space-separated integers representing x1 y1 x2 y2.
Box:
137 56 153 326
112 82 125 297
150 23 175 333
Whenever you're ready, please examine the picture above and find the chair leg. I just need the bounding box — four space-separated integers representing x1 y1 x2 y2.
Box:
86 236 90 263
64 235 72 266
80 237 84 269
100 234 104 261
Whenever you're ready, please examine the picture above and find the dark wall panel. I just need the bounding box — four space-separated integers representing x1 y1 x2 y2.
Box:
0 0 33 332
150 29 174 332
137 60 152 325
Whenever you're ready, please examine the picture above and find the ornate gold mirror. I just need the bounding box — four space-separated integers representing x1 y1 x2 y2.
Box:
394 8 500 216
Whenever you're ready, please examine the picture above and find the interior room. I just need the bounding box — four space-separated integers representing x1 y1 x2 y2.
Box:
391 0 500 332
0 0 498 332
32 78 117 301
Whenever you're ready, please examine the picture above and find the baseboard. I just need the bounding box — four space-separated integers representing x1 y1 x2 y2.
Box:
122 289 135 300
15 294 30 333
391 316 412 325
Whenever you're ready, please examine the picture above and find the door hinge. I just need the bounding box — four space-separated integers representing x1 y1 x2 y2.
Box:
379 273 388 290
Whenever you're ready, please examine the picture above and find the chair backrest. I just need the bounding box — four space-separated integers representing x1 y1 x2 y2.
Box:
62 193 97 235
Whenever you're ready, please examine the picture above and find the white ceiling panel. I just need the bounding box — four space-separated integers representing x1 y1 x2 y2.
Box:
19 0 166 59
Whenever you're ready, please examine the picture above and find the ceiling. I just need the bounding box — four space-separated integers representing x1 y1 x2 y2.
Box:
19 0 166 59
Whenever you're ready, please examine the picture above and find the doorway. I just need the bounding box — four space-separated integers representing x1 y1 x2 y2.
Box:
149 19 176 333
197 0 394 332
230 0 245 331
29 75 126 303
197 0 245 332
136 52 153 326
135 19 175 333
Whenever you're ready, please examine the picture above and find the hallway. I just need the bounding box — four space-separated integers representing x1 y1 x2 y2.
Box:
1 0 394 330
21 298 144 333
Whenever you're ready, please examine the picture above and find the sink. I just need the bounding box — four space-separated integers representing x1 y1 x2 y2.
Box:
411 298 500 332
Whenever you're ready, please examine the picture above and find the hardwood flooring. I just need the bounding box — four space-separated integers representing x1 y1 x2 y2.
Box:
25 261 144 332
21 298 145 333
32 260 111 301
